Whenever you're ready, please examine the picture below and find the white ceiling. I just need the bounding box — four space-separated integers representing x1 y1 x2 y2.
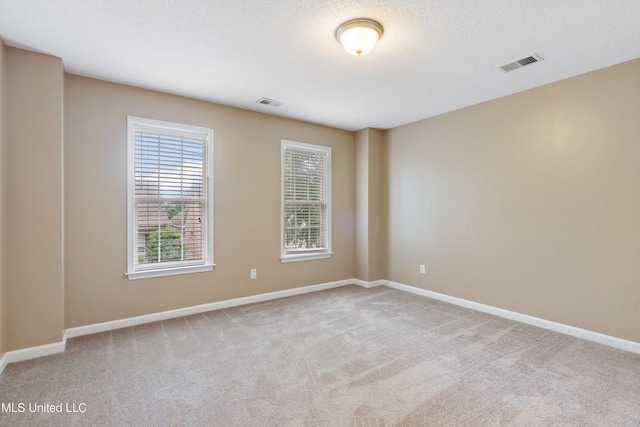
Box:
1 0 639 131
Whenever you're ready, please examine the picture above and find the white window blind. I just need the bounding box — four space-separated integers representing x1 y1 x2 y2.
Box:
127 117 214 279
281 140 332 261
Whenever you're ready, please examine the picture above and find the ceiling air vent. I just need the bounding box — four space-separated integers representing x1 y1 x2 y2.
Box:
498 53 543 73
256 97 284 107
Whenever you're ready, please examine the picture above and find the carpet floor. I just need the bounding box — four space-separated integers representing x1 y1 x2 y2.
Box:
1 285 639 426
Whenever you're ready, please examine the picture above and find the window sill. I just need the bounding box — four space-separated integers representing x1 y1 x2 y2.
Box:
126 263 215 280
280 252 333 263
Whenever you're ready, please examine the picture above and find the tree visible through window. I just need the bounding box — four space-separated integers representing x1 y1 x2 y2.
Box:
281 140 332 261
127 117 214 279
145 223 183 263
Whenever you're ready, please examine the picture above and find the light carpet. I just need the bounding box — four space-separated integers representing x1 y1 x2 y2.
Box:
1 285 639 426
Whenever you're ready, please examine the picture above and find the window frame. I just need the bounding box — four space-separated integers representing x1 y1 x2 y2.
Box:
126 116 214 280
280 139 332 263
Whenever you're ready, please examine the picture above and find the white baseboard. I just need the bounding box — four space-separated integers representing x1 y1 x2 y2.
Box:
384 280 640 355
0 331 68 372
0 352 7 375
353 279 386 288
4 277 638 374
67 279 356 339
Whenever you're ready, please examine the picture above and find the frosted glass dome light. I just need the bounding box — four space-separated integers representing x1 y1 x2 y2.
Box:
335 19 383 56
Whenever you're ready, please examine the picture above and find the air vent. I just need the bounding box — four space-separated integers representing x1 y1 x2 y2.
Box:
498 53 543 73
256 97 284 107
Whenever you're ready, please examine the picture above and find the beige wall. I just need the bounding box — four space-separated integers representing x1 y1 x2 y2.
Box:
387 58 640 342
6 47 65 350
367 129 386 281
64 75 355 328
355 130 369 279
0 40 7 354
355 128 386 281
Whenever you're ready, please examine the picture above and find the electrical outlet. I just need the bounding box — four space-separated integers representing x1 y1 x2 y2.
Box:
250 268 257 279
420 264 426 274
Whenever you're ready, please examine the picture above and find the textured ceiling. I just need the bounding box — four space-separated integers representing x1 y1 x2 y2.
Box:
1 0 639 131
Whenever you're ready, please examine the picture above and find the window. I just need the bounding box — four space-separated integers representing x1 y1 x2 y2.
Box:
281 140 332 262
127 116 214 279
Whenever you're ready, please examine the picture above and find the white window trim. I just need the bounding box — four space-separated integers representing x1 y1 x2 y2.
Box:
280 140 332 262
126 116 214 280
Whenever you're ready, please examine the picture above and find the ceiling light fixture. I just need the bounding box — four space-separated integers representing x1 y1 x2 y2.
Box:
335 18 383 56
